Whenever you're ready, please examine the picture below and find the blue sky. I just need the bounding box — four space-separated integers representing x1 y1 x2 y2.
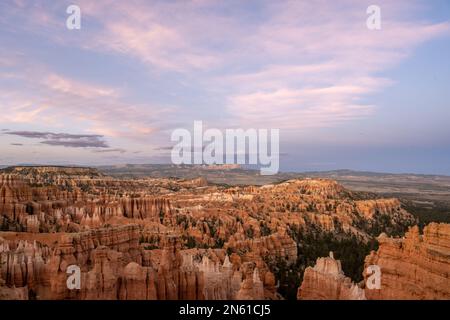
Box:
0 0 449 174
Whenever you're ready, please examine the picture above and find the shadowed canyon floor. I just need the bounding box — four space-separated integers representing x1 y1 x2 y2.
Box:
0 166 448 300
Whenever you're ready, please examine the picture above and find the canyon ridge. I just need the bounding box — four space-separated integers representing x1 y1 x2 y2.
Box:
0 166 448 300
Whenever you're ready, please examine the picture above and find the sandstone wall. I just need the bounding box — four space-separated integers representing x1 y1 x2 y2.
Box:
297 252 366 300
364 223 450 299
297 223 450 300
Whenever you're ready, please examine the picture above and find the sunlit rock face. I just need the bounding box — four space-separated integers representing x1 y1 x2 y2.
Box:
297 252 366 300
364 223 450 300
297 223 450 300
0 166 425 300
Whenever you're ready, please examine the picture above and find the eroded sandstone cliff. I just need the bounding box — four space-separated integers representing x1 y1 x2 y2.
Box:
364 223 450 299
297 252 366 300
297 223 450 300
0 166 423 300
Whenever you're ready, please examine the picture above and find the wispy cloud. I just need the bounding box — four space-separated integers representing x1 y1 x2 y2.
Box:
4 130 109 148
78 0 449 129
92 148 126 154
2 0 448 133
0 0 449 168
0 60 170 142
42 73 118 99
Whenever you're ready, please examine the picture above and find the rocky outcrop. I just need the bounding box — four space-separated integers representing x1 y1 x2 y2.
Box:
294 179 350 199
0 225 142 299
235 268 264 300
226 231 298 265
298 223 450 300
0 172 173 232
297 252 366 300
364 223 450 300
0 227 271 300
0 166 424 300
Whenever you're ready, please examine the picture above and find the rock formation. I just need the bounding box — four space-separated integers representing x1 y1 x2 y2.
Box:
297 252 366 300
297 223 450 300
364 223 450 299
0 166 426 300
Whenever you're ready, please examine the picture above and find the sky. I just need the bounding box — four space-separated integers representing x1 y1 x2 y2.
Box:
0 0 449 174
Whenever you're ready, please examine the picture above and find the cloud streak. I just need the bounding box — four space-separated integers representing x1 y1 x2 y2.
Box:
4 130 109 148
92 148 127 154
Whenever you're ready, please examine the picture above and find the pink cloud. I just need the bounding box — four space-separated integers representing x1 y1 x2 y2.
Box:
1 0 449 141
42 74 118 99
218 1 449 129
